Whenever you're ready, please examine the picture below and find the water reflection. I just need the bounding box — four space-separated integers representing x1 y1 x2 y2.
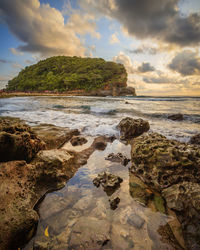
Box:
24 139 183 249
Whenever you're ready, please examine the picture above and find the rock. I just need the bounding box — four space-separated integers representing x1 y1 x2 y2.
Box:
105 152 130 166
32 124 79 149
93 139 107 151
69 217 110 249
128 213 145 229
109 197 120 210
190 133 200 145
93 172 123 196
0 118 45 162
167 113 183 121
131 133 200 190
70 136 88 146
129 172 153 205
130 132 200 249
117 117 150 140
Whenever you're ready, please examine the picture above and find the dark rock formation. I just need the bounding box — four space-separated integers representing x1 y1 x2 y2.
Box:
167 113 183 121
32 124 79 149
105 152 130 166
117 117 150 140
109 197 120 210
93 172 123 196
70 136 88 146
130 132 200 249
189 133 200 145
0 117 45 162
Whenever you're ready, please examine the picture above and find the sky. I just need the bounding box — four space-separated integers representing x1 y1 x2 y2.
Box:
0 0 200 96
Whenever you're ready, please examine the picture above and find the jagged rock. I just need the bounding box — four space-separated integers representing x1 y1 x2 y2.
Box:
70 136 88 146
117 117 150 140
131 133 200 190
189 133 200 145
105 152 130 166
130 132 200 249
0 117 45 162
69 217 110 249
167 113 183 121
32 124 79 149
109 197 120 210
93 172 123 196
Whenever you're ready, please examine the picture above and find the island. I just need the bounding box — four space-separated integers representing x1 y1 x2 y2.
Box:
5 56 136 97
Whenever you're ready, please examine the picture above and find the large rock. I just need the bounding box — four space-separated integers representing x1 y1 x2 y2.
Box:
131 133 200 190
0 148 75 250
189 133 200 145
130 132 200 249
0 117 45 162
32 124 79 149
117 117 150 140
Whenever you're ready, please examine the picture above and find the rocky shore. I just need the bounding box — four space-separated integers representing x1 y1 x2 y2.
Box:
0 116 199 249
0 117 113 249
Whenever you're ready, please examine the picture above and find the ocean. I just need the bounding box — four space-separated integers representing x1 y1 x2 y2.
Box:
0 95 199 142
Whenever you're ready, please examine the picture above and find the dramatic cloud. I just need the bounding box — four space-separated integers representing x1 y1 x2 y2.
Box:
113 52 136 73
113 52 156 75
80 0 200 47
138 62 155 73
110 33 120 44
168 50 200 75
0 0 100 57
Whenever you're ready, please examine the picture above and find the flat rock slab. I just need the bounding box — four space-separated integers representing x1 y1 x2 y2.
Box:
32 124 79 149
69 217 110 249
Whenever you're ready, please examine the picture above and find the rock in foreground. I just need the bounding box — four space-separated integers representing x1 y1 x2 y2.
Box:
0 117 45 162
117 117 150 140
130 132 200 249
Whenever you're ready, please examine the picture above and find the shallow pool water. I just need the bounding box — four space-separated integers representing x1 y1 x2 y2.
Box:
24 139 183 249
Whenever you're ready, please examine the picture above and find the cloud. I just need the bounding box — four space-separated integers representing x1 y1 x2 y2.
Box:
0 0 100 57
0 59 8 63
80 0 200 47
138 62 155 73
11 62 22 69
143 75 187 84
168 50 200 75
113 52 136 73
10 47 23 55
128 44 158 55
110 33 120 44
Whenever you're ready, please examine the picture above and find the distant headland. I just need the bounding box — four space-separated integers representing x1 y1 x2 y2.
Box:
4 56 136 97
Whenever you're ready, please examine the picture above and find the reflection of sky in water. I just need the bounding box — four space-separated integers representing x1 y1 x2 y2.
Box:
24 139 182 249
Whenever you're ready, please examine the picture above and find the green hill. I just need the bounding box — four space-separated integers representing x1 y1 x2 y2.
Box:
6 56 136 96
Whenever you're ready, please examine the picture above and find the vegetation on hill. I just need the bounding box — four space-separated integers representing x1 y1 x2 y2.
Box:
6 56 127 93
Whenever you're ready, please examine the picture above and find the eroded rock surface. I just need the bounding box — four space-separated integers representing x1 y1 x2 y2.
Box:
117 117 150 140
130 132 200 249
190 133 200 145
0 117 45 162
70 136 88 146
105 152 130 166
93 172 123 196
